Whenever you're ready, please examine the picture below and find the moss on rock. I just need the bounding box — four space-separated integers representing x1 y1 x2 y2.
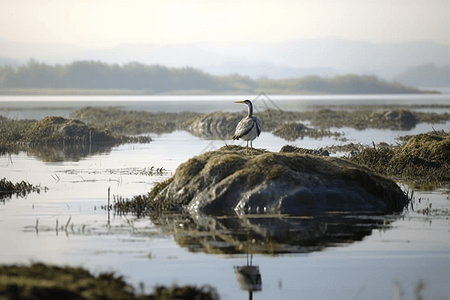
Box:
147 145 408 215
21 116 118 146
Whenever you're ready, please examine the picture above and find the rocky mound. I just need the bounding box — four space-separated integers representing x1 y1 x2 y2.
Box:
21 116 119 146
368 110 418 130
150 145 408 215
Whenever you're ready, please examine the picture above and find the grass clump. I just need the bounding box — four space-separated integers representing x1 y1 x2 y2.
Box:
346 131 450 189
0 263 219 300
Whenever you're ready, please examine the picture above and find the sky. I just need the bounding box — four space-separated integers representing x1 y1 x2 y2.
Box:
1 0 449 49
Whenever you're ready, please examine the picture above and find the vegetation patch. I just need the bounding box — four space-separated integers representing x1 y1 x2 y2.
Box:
346 131 450 189
21 116 118 146
0 115 152 159
0 178 46 200
71 107 200 135
272 122 344 141
0 263 218 300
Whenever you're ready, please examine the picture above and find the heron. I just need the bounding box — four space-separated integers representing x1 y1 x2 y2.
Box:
232 100 262 154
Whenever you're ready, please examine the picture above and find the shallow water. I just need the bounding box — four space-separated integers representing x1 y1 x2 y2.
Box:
1 95 450 299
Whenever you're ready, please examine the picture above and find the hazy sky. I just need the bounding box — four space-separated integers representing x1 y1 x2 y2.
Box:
1 0 449 48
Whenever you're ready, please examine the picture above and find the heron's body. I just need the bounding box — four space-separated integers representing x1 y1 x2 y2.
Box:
233 100 261 153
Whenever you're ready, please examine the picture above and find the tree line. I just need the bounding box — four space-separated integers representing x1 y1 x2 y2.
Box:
0 59 425 94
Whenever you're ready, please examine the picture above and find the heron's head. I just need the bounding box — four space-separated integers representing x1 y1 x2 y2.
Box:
234 99 252 106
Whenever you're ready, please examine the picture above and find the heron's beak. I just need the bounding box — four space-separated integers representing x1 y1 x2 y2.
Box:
234 100 246 103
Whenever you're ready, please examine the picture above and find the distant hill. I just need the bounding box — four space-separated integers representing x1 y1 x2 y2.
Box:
395 63 450 87
1 37 450 80
0 60 433 95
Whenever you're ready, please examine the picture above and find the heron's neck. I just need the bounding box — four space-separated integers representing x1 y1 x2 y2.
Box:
246 104 253 117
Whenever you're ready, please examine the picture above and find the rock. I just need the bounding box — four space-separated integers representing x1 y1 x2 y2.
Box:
369 110 418 130
272 122 344 141
188 112 242 139
272 122 308 141
151 145 409 215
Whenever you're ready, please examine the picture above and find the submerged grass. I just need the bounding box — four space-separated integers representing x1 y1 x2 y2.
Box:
0 178 46 200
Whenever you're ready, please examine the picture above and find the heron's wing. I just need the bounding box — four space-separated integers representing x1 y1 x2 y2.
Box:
254 117 262 136
233 117 255 139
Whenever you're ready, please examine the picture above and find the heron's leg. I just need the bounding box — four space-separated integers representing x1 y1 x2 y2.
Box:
250 140 253 155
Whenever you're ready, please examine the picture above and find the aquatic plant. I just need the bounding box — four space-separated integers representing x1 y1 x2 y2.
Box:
0 178 46 200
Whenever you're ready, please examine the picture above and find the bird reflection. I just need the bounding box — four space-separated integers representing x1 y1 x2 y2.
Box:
234 253 262 300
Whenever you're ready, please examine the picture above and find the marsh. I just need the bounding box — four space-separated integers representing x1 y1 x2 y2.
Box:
1 94 450 299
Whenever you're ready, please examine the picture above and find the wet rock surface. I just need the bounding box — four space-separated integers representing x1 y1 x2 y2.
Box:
149 145 409 215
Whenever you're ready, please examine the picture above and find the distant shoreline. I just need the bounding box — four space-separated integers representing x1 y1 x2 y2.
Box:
0 88 440 96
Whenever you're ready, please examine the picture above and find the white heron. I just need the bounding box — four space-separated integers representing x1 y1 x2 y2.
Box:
232 100 262 154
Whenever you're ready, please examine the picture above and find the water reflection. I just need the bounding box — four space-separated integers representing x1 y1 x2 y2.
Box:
149 212 393 255
235 254 262 300
26 145 113 162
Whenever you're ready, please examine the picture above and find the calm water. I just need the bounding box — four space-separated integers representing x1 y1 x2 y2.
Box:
1 95 450 299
